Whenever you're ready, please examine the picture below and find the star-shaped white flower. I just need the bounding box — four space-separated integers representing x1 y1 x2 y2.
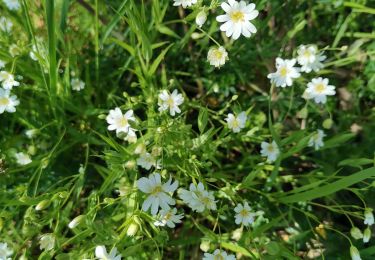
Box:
173 0 197 8
234 201 256 226
267 58 300 88
207 46 228 68
95 245 122 260
225 111 247 133
260 141 279 163
305 77 336 104
136 152 161 170
308 129 325 150
0 17 13 32
137 173 178 215
0 71 20 90
179 182 217 212
158 89 184 116
0 88 19 114
0 242 13 260
3 0 21 11
216 0 259 40
71 78 85 91
106 108 136 135
297 45 326 73
154 208 184 228
203 249 236 260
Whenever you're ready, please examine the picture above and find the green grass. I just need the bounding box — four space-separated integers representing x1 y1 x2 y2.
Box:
0 0 375 259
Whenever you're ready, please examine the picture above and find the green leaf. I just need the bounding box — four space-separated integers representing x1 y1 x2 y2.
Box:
221 242 252 257
148 43 174 75
198 107 208 133
278 167 375 203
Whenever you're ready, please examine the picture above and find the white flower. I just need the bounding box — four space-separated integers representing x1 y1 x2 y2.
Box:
71 78 85 91
0 17 12 32
234 202 256 226
9 44 21 57
0 60 5 69
350 246 361 260
179 182 217 212
364 208 374 226
297 45 326 73
225 111 246 133
2 0 20 10
363 227 371 243
39 234 55 251
158 89 184 116
154 208 184 228
0 242 12 260
267 58 300 88
199 190 217 211
308 53 326 72
95 245 122 260
137 173 178 215
136 152 161 170
173 0 197 8
0 88 19 114
196 11 207 28
297 45 316 66
305 77 336 104
351 227 363 240
106 108 136 135
207 46 228 68
0 71 20 90
308 129 325 150
260 141 279 163
15 152 32 165
203 249 236 260
216 0 259 40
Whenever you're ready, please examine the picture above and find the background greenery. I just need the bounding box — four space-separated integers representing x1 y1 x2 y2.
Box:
0 0 374 259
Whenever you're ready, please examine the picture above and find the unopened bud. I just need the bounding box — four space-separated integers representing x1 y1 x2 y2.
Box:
68 215 85 229
35 200 50 211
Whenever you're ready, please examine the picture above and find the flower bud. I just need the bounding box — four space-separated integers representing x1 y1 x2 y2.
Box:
35 200 50 211
364 208 374 226
68 215 85 229
126 222 139 237
322 118 333 129
195 11 207 28
350 227 363 240
350 245 361 260
363 227 371 243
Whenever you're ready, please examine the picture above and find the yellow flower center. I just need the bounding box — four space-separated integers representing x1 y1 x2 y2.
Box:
201 196 211 206
117 117 128 127
230 11 245 23
267 145 275 153
213 50 223 60
280 67 288 77
0 97 9 106
214 254 225 260
240 209 249 217
164 212 172 221
231 119 239 129
167 97 175 107
314 83 326 93
151 185 162 195
303 50 311 58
